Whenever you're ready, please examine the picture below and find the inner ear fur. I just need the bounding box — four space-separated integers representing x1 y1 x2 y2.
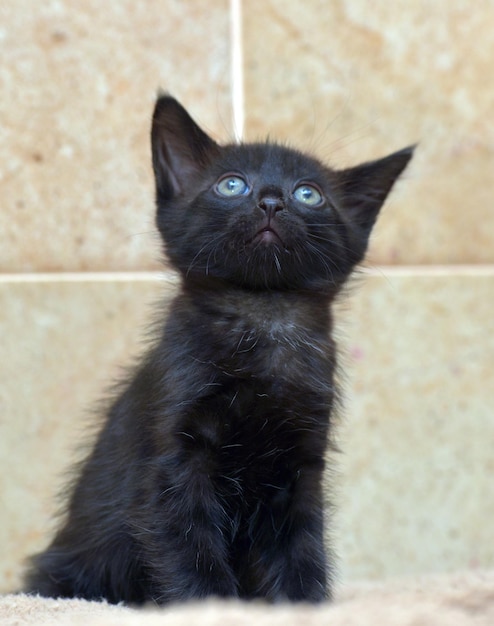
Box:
151 94 221 200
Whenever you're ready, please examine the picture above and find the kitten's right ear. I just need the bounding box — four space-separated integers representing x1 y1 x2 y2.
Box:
151 94 220 201
336 145 415 236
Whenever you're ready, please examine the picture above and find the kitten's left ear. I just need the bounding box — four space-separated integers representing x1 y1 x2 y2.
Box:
151 94 221 201
337 145 415 234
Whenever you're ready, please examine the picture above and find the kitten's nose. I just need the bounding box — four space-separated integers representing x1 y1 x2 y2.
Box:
258 195 284 218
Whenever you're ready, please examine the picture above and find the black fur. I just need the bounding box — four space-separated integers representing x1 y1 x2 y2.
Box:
24 95 413 604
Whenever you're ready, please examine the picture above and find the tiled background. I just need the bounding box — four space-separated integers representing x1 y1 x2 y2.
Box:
1 0 493 592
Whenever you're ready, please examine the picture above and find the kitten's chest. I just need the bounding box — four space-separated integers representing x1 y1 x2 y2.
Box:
201 293 332 381
210 323 326 388
172 296 334 498
200 372 331 521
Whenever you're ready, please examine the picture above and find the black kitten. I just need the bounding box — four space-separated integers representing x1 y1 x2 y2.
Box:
24 95 413 604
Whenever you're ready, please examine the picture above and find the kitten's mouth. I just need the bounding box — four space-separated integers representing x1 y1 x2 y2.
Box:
250 226 285 247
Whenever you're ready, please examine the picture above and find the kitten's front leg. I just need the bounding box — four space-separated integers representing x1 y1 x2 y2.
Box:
142 440 239 602
255 463 330 602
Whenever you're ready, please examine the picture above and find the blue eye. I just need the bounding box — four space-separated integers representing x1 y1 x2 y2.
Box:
293 183 323 206
215 175 249 197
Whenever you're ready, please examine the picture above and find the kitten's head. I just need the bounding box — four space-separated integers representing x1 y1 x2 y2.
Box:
151 95 413 293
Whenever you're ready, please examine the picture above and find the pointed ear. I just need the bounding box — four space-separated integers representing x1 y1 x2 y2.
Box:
151 94 221 201
336 145 415 234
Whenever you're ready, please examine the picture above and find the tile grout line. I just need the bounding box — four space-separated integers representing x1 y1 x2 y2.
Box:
230 0 244 142
0 272 178 283
1 266 494 283
361 264 494 277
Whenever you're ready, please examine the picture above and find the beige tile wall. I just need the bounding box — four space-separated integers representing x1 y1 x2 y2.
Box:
0 277 168 591
243 2 494 265
1 0 232 272
334 270 494 581
1 0 493 594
